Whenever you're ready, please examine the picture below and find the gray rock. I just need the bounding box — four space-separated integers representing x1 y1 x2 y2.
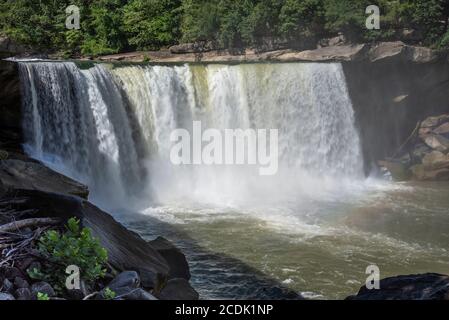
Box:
157 278 199 300
422 151 449 170
31 282 55 298
411 164 449 181
3 266 22 280
277 44 368 62
347 273 449 300
0 159 89 199
0 189 170 290
423 134 449 153
378 160 411 181
14 287 32 300
434 122 449 135
99 271 156 300
421 114 449 128
108 271 140 291
149 237 191 280
1 278 14 293
0 292 15 300
14 276 29 289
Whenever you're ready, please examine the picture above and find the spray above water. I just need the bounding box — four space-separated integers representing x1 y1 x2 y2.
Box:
18 61 364 209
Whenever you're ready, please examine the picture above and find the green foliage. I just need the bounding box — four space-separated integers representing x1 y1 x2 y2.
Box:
104 287 117 300
0 0 448 54
37 292 50 301
33 218 108 292
123 0 181 50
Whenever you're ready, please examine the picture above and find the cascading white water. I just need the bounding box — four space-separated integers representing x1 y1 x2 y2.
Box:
19 62 143 205
19 61 363 209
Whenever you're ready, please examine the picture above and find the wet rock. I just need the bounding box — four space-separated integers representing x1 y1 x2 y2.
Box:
99 271 150 300
422 151 449 170
13 276 29 289
0 292 15 300
149 237 191 280
434 122 449 135
378 160 411 181
423 135 449 153
421 114 449 129
412 143 431 161
347 273 449 300
0 159 89 199
108 271 140 290
157 278 199 300
31 282 55 298
410 164 449 181
14 287 32 300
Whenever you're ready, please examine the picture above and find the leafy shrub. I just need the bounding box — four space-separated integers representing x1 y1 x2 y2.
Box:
37 292 50 301
104 287 117 300
30 218 108 292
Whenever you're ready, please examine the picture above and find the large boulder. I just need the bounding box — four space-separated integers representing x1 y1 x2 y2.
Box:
347 273 449 300
423 135 449 153
0 159 89 199
368 41 440 63
149 237 191 280
421 151 449 170
410 164 449 181
0 189 169 290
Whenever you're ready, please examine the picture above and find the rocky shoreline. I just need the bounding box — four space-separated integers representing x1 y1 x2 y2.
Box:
0 141 198 300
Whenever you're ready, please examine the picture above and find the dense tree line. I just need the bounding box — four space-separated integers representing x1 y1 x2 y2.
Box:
1 0 448 56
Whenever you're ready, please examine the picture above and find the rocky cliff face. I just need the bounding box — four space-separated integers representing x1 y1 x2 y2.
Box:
0 60 22 156
342 50 449 173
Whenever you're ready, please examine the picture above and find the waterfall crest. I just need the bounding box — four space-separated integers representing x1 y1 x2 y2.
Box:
19 61 363 208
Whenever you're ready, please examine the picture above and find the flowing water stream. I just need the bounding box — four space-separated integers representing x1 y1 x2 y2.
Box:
18 61 449 299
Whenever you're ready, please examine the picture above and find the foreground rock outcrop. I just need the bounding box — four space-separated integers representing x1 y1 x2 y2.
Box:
347 273 449 300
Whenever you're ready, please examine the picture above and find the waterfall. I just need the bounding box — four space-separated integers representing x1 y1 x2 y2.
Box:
18 61 363 209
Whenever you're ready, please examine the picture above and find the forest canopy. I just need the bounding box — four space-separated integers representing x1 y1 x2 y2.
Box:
0 0 448 56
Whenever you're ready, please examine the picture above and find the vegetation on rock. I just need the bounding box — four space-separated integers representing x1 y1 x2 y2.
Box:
0 0 448 56
30 217 108 293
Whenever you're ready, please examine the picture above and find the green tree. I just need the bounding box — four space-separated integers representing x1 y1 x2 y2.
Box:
279 0 325 45
180 0 221 43
123 0 181 50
